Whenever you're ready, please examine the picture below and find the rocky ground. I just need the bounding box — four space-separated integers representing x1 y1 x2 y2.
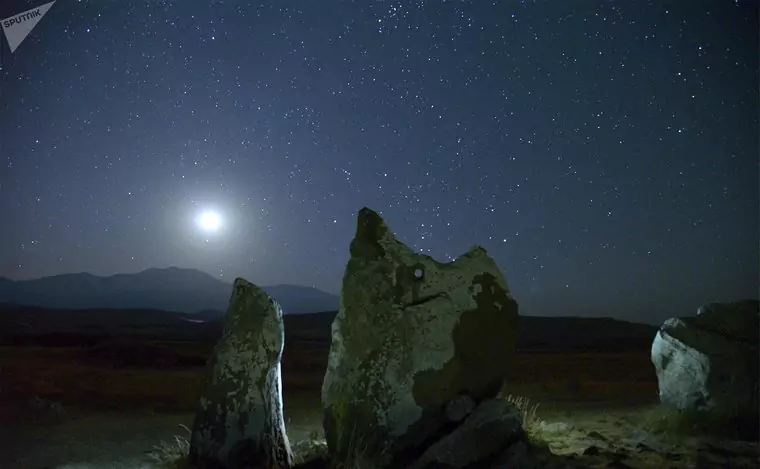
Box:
531 405 759 469
2 394 757 469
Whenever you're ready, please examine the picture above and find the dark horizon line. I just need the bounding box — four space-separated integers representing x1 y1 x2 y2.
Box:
0 265 338 291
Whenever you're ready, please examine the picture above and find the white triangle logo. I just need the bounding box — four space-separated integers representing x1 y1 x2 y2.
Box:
1 1 56 53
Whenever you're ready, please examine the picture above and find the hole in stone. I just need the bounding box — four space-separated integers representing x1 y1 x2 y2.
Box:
413 268 424 279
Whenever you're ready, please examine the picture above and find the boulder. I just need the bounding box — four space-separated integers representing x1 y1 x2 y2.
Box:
408 398 533 469
321 207 519 467
189 278 292 469
651 299 759 419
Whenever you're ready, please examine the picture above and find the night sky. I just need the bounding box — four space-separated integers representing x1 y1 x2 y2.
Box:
1 0 757 324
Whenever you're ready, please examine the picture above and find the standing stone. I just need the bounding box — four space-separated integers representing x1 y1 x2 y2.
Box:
321 207 519 468
189 278 293 469
651 299 759 423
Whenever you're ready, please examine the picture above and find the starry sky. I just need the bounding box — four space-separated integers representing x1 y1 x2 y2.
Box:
1 0 757 324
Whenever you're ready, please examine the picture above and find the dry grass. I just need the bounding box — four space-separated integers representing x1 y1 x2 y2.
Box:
149 428 334 469
291 430 329 466
330 424 387 469
504 349 658 403
0 345 205 411
0 342 332 412
500 393 543 436
10 334 760 469
0 344 658 413
1 341 663 467
147 425 192 469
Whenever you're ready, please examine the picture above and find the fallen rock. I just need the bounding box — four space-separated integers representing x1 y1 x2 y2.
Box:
408 398 530 469
445 394 476 422
650 299 759 427
321 207 520 468
491 438 537 469
189 278 292 469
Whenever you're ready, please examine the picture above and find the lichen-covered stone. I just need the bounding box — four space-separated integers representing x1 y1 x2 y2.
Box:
189 278 292 469
651 299 759 420
321 207 519 467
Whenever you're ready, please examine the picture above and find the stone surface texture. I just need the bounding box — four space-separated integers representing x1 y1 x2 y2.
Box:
651 299 759 417
321 207 520 468
189 278 292 469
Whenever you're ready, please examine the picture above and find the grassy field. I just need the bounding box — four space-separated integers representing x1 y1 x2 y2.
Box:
0 338 659 413
3 339 759 469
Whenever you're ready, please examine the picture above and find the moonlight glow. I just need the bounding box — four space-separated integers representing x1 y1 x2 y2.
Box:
196 210 222 233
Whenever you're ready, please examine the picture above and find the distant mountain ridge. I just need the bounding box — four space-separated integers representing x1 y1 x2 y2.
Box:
0 267 339 314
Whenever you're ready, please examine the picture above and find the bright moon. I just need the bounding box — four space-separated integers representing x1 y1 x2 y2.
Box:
196 210 222 232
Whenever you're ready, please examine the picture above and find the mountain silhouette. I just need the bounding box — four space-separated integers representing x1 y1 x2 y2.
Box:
0 267 338 314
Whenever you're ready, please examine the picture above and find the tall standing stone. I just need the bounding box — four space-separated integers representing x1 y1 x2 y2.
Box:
321 207 520 468
189 278 293 469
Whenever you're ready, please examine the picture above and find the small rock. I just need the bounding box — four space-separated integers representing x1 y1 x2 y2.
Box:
587 430 608 441
634 442 656 453
539 421 573 433
663 452 683 461
583 445 601 456
610 449 631 460
627 428 650 441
